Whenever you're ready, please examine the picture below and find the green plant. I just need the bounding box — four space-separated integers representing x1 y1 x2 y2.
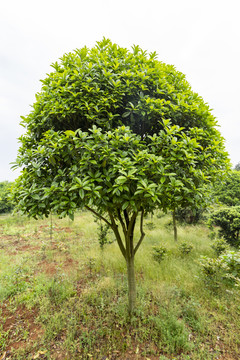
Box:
199 250 240 289
209 206 240 247
97 221 112 249
0 181 13 214
219 251 240 278
178 242 193 256
11 39 230 315
152 245 168 263
175 206 204 224
211 238 230 256
214 170 240 206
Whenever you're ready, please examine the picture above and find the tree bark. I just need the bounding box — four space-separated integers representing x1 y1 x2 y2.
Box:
173 209 178 242
126 255 136 316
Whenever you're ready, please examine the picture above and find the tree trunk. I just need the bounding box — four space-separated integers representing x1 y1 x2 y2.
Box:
126 255 136 316
173 209 178 242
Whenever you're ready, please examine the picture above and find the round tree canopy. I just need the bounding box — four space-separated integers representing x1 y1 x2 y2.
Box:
21 38 219 141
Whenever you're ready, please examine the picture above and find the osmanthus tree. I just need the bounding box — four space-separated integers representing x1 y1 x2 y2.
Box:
11 39 229 314
214 170 240 206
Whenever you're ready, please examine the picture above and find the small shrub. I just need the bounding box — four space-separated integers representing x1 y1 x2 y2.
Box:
199 250 240 289
0 181 14 214
146 222 156 230
97 221 112 249
152 245 168 263
209 206 240 247
178 242 193 256
211 238 230 256
219 251 240 278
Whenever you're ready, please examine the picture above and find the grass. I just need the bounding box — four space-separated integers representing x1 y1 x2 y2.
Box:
0 210 240 359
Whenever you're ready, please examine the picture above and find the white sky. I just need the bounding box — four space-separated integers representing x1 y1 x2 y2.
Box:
1 0 240 181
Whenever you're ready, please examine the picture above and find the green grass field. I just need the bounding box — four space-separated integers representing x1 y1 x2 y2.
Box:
0 210 239 359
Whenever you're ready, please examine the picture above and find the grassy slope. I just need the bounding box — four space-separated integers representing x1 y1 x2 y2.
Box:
0 211 239 360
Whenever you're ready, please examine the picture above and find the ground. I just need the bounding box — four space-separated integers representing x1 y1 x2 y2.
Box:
0 211 240 359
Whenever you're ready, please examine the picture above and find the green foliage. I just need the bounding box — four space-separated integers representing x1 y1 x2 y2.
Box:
97 221 112 249
178 242 193 256
11 39 230 315
1 212 240 359
19 38 225 141
220 251 240 278
13 39 229 220
152 245 168 263
199 250 240 289
209 206 240 247
214 170 240 206
0 181 13 214
175 206 204 224
234 162 240 171
211 238 230 256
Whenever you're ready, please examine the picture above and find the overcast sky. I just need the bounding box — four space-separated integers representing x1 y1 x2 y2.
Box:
1 0 239 181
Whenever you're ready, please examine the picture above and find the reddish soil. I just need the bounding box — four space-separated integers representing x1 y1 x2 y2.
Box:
0 302 44 353
35 257 79 277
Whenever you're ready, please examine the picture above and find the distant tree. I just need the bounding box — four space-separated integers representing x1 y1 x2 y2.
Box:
214 170 240 206
11 39 230 314
0 181 13 214
234 162 240 171
209 206 240 247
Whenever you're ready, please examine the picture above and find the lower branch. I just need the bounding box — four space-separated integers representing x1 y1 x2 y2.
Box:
108 211 126 259
134 209 145 255
85 206 112 227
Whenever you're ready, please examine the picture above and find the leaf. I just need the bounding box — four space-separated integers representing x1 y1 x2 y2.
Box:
116 176 127 185
79 189 84 199
64 130 75 137
122 201 129 210
122 111 130 118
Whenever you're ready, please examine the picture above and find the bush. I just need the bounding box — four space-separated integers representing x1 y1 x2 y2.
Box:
219 251 240 278
209 206 240 247
0 182 13 214
178 242 193 256
175 206 204 224
199 250 240 289
213 170 240 206
152 245 168 263
211 238 230 256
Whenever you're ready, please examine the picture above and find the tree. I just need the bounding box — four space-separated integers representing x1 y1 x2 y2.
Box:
209 206 240 247
12 39 229 314
214 170 240 206
234 162 240 171
0 181 13 214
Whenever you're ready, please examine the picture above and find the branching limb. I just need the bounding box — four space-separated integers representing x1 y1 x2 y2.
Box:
127 212 137 257
85 205 112 227
134 209 145 255
124 209 129 227
108 211 126 259
117 209 127 237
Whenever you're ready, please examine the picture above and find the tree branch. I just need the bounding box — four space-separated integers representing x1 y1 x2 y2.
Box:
127 212 137 257
108 211 126 259
85 205 112 227
117 209 127 237
124 209 129 227
134 209 145 255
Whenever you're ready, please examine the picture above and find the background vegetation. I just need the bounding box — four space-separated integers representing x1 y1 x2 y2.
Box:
0 210 240 359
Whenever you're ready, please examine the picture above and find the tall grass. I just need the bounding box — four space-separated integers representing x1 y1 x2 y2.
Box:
0 210 239 359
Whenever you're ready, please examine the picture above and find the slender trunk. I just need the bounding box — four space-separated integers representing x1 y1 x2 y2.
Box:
50 212 53 241
173 209 177 242
126 255 136 316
